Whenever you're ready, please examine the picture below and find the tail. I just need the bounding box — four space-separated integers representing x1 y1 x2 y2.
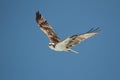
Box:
69 49 79 54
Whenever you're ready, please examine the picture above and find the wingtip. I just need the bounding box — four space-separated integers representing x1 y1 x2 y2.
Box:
87 27 101 33
36 10 39 16
36 11 42 23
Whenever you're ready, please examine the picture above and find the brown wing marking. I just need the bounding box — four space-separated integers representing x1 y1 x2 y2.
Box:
66 34 84 48
36 11 61 44
66 27 100 49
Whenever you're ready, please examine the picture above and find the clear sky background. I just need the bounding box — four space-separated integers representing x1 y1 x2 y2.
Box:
0 0 120 80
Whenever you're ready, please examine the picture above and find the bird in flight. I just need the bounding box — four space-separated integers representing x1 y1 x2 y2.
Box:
36 11 100 53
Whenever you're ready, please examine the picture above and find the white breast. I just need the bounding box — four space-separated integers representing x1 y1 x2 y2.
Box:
55 42 66 51
48 42 67 51
48 38 71 51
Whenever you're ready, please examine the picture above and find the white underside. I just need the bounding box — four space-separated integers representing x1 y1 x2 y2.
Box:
49 42 67 51
48 40 79 54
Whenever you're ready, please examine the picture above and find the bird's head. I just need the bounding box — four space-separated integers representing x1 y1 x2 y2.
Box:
48 43 55 50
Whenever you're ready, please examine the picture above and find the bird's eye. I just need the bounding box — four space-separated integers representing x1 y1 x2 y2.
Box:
49 44 51 46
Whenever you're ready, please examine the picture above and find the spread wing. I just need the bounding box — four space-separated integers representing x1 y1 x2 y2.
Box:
63 27 100 49
36 11 61 44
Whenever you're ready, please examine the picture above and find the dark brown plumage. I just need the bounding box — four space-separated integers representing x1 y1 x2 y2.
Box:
36 11 61 44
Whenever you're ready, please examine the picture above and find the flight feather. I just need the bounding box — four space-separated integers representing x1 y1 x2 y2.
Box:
36 11 61 44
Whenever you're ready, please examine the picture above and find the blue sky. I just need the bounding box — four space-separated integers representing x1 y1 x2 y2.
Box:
0 0 120 80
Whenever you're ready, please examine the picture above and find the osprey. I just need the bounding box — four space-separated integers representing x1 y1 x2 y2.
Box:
36 11 100 53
